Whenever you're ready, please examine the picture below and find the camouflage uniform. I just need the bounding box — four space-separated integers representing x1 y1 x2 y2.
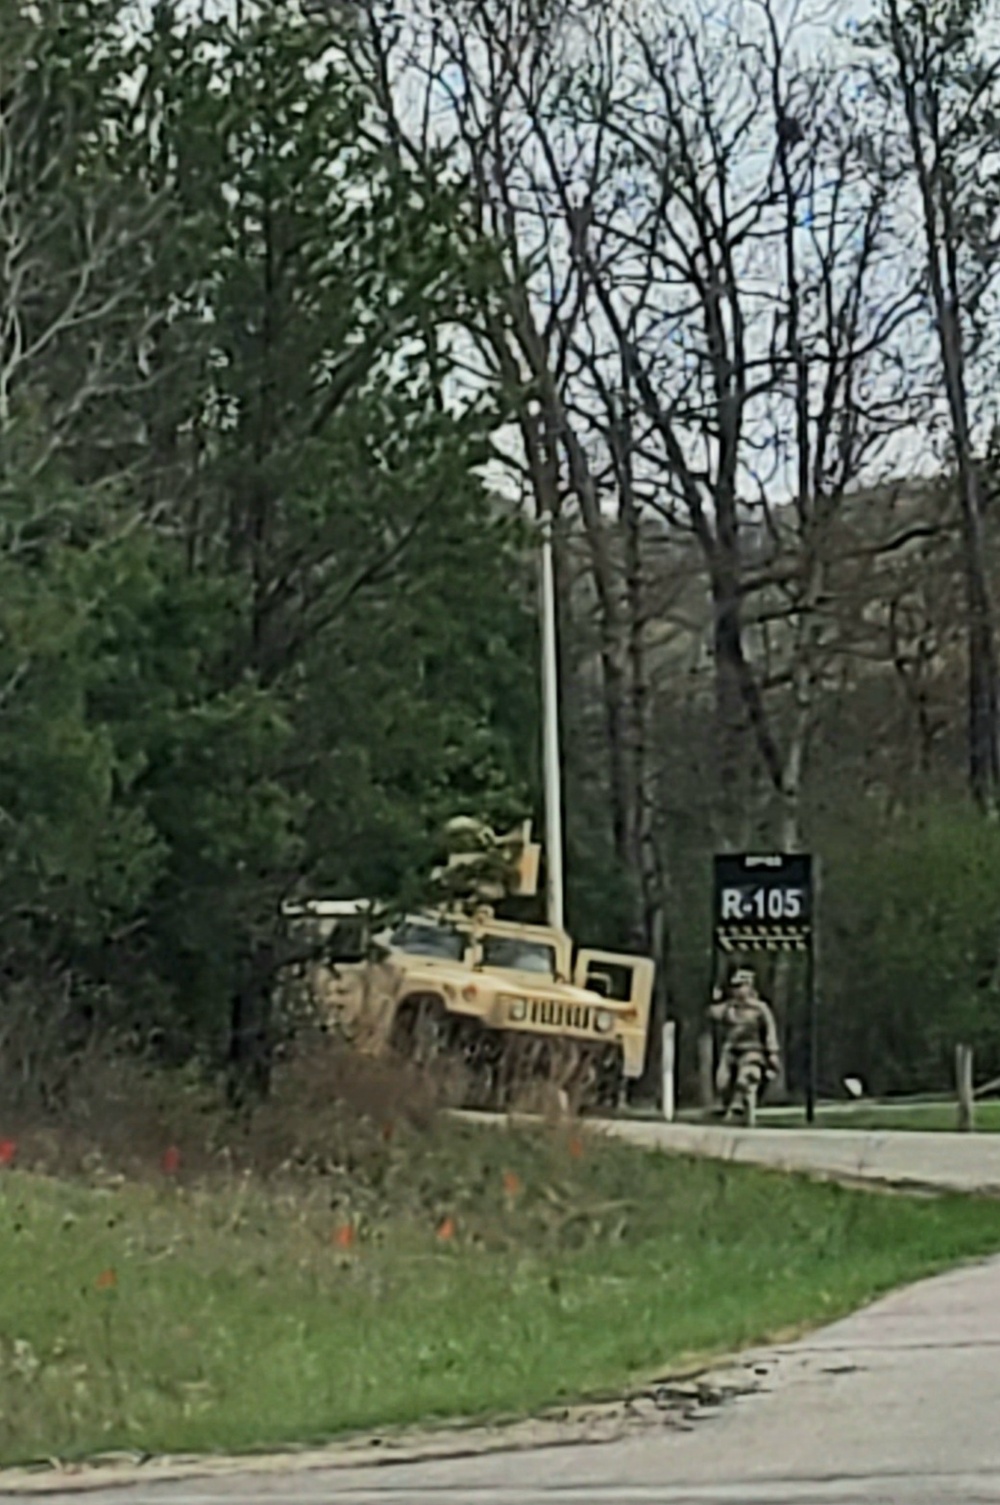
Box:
707 969 781 1110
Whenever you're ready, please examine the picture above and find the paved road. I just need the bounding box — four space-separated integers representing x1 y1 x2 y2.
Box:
589 1117 1000 1195
452 1110 1000 1195
18 1253 1000 1504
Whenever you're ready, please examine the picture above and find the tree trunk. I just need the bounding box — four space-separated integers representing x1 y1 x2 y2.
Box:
545 380 639 882
960 486 1000 812
227 940 276 1106
942 306 1000 813
886 0 1000 813
711 563 785 850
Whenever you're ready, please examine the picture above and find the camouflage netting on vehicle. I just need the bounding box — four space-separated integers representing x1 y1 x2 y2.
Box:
428 816 537 912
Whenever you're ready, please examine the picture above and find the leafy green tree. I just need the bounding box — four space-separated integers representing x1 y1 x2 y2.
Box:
0 466 300 1083
1 0 539 1097
822 802 1000 1093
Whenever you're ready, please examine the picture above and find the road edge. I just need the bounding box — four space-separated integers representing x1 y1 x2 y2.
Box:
0 1349 772 1497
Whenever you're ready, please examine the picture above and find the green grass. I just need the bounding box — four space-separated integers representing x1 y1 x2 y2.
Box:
4 1122 1000 1469
752 1100 1000 1133
666 1099 1000 1132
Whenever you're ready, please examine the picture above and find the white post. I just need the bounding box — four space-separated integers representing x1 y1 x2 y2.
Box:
661 1020 676 1122
540 510 564 932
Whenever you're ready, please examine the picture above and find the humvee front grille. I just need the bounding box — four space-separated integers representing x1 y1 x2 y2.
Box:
502 995 598 1033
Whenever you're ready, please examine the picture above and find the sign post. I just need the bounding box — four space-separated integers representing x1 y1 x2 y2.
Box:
661 1020 676 1123
712 853 817 1123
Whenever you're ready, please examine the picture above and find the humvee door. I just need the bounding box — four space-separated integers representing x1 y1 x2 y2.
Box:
573 949 652 1006
573 949 655 1078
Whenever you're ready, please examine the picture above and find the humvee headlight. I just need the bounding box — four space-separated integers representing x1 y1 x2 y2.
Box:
595 1008 614 1034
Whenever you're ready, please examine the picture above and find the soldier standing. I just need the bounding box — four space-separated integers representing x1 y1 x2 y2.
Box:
707 967 781 1115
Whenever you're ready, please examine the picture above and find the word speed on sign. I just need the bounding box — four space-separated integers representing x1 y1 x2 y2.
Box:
714 853 813 954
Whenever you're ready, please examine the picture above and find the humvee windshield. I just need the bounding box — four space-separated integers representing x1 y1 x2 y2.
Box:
326 916 367 964
389 919 465 961
480 935 556 975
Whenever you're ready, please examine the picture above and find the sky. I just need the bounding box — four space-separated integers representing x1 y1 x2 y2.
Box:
124 0 1000 513
371 0 968 511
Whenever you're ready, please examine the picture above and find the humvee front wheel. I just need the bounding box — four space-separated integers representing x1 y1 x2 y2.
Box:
590 1047 625 1112
390 994 451 1068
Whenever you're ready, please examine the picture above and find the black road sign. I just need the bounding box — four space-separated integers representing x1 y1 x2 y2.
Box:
712 851 818 1123
713 852 812 954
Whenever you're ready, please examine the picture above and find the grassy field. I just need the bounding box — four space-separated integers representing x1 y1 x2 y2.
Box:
5 1102 1000 1470
751 1100 1000 1133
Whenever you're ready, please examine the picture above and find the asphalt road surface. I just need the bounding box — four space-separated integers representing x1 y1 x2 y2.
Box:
593 1117 1000 1195
450 1111 1000 1196
11 1125 1000 1505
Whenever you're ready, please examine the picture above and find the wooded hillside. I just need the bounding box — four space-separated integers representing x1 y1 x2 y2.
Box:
4 0 1000 1101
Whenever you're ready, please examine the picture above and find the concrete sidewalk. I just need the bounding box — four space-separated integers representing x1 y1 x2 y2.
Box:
592 1118 1000 1194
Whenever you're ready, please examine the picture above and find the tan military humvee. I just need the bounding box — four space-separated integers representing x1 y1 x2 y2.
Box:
281 898 654 1111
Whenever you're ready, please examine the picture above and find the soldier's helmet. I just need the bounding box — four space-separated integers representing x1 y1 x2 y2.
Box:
731 967 756 987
